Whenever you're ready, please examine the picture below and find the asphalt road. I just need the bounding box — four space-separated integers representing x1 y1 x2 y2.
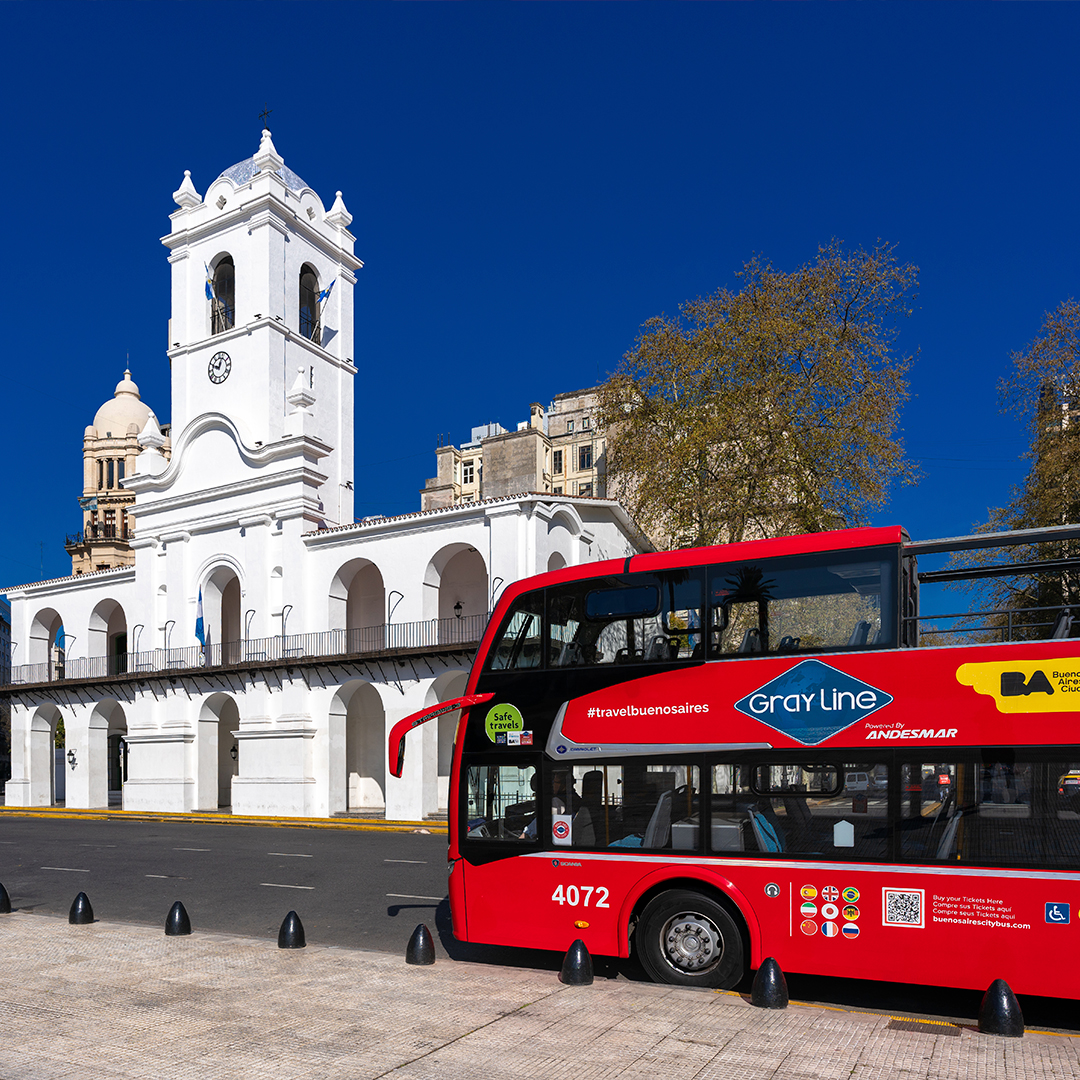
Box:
1 816 1077 1032
0 817 450 954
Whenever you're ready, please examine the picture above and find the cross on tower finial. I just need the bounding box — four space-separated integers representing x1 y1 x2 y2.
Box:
259 104 272 131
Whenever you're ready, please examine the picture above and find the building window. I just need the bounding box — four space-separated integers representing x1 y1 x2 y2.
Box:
566 420 574 434
299 264 320 344
462 460 475 485
107 459 115 488
582 416 590 430
97 460 104 490
117 459 125 484
579 444 593 471
553 450 563 474
104 509 116 538
211 257 235 334
553 486 563 495
578 482 593 497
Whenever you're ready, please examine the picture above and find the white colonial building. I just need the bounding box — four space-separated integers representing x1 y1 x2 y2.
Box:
1 130 649 820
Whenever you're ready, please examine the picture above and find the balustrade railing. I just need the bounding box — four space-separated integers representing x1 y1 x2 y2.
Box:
4 612 490 687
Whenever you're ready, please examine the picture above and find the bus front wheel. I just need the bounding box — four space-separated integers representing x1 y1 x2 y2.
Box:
636 889 745 989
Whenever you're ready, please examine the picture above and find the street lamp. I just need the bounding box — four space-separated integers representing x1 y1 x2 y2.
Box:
454 601 463 619
230 743 238 762
66 749 77 770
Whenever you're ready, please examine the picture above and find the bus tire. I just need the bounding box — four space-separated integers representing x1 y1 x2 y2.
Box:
636 889 745 989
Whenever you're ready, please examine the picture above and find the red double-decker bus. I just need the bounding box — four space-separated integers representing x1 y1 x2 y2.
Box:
390 524 1080 998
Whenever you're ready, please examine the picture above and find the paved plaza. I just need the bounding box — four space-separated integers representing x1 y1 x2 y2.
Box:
0 912 1078 1079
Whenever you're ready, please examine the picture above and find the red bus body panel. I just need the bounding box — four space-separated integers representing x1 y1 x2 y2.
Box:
428 526 1080 998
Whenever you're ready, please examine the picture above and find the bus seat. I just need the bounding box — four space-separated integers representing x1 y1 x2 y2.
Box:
643 791 673 848
738 628 761 654
781 796 814 847
848 621 872 647
777 636 800 653
936 810 963 860
748 807 784 853
1053 608 1074 639
574 806 596 846
645 635 673 661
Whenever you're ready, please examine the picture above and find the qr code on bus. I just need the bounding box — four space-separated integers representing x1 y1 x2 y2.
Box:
882 888 924 928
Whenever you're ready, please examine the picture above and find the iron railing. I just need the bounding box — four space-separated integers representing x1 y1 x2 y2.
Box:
4 612 490 687
907 602 1072 645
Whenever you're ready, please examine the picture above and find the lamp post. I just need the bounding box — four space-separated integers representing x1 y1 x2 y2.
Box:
244 609 256 640
163 620 176 651
131 624 145 654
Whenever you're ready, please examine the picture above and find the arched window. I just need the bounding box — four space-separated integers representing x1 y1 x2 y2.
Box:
299 264 320 344
211 257 235 334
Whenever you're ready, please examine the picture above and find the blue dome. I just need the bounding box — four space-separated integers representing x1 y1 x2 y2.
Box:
217 157 309 193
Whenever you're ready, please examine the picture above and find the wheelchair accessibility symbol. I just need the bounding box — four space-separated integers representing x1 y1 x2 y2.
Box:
1045 902 1070 924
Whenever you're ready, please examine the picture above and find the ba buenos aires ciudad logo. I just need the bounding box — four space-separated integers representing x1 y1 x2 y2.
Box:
734 659 892 745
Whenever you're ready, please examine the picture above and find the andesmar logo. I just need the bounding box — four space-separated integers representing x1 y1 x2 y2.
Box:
734 659 893 745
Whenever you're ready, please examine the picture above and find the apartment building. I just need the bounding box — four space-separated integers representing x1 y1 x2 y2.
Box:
420 388 605 509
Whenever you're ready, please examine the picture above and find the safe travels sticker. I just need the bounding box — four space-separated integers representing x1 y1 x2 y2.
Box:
485 703 524 742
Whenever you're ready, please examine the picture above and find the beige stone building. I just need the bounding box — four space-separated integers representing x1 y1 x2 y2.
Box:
421 388 605 509
65 371 171 574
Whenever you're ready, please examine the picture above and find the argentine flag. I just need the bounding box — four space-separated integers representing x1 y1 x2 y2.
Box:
195 588 205 646
317 279 335 304
204 263 215 301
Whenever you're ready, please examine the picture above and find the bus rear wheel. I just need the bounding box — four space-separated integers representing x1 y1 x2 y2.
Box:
636 889 745 989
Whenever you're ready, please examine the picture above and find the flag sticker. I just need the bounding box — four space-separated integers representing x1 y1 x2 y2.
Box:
842 923 860 939
801 902 817 918
821 921 839 938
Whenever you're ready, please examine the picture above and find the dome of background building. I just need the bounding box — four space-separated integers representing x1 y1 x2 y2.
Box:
92 370 152 436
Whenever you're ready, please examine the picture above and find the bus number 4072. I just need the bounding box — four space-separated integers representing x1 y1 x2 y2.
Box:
552 884 610 908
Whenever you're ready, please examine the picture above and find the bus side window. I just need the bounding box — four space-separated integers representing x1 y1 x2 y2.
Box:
464 763 538 842
711 762 889 859
900 755 1080 868
564 763 699 850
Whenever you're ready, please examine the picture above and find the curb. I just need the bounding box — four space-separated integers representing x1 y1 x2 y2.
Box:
0 806 448 834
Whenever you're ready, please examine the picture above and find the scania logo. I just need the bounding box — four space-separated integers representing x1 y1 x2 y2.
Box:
734 659 893 745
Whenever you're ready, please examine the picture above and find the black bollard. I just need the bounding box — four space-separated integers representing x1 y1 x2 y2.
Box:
0 883 10 914
68 892 94 925
278 910 306 949
559 938 594 986
750 957 789 1009
405 923 435 965
978 978 1024 1037
165 900 192 936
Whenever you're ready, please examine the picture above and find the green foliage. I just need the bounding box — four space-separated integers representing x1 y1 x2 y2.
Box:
55 717 65 750
596 241 919 548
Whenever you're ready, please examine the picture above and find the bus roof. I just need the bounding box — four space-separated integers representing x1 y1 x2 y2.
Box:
499 525 905 604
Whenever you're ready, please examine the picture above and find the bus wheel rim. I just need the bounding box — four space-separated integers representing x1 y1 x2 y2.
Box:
660 911 723 974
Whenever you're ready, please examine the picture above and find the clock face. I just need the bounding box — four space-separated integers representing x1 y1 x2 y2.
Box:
208 351 232 384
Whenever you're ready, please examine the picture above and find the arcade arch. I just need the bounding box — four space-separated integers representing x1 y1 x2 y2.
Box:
423 544 488 643
202 565 242 664
199 693 240 808
330 680 385 811
29 608 64 673
88 599 128 676
328 559 385 651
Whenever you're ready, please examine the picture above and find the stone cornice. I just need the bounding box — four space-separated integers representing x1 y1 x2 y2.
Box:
162 190 362 272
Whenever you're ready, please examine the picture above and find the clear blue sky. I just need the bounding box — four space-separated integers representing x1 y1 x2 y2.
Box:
2 2 1077 587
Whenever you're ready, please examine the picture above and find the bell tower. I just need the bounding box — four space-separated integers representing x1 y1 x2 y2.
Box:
161 128 361 524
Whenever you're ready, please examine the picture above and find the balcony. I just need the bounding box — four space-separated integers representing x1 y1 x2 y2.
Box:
65 524 132 548
2 612 491 688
